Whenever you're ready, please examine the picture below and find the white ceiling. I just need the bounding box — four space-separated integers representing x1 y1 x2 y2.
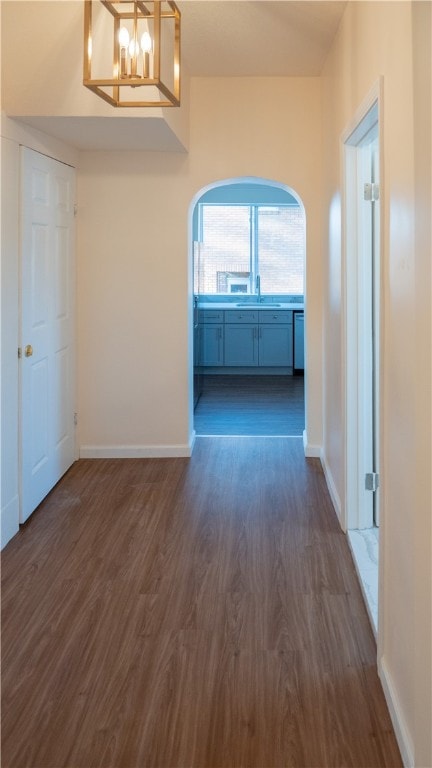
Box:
16 116 189 153
180 1 347 77
15 1 347 151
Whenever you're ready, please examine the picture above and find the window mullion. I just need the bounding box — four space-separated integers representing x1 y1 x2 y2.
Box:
249 206 254 294
251 205 259 294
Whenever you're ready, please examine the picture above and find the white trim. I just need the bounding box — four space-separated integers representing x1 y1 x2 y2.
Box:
341 79 383 145
1 494 20 550
347 530 378 637
378 656 415 768
302 429 321 457
79 443 194 459
189 175 306 211
341 78 383 533
320 450 343 528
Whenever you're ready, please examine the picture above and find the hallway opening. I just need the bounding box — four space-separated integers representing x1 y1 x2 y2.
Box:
190 177 306 438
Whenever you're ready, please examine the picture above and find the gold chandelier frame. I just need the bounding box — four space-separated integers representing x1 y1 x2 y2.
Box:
83 0 181 107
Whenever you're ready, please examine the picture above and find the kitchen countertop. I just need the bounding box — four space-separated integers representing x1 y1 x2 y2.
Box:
198 302 304 311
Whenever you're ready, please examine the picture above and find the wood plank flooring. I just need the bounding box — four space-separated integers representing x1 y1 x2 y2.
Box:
194 375 305 435
1 438 402 768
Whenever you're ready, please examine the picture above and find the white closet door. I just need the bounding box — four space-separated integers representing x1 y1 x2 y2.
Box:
20 148 76 523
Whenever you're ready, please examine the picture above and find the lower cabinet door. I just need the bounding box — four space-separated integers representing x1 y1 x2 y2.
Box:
202 324 224 366
224 324 258 366
259 324 293 366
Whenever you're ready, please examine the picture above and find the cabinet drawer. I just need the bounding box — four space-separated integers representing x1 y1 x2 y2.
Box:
199 309 224 323
258 310 293 324
224 310 258 324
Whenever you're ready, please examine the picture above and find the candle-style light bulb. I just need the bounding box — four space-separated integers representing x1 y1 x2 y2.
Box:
141 32 152 53
119 26 130 47
119 26 129 78
129 39 139 56
141 32 152 78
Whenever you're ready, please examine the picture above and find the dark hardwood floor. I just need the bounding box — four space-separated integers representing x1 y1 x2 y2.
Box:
1 438 401 768
194 375 305 435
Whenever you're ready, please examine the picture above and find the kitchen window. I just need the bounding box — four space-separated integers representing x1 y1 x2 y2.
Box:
198 204 304 296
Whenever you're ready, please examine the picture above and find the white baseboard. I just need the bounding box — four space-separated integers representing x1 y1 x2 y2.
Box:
80 441 194 459
347 531 377 637
320 450 343 527
379 656 414 768
1 494 19 550
302 429 321 457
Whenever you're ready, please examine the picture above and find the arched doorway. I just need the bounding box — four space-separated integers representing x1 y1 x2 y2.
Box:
189 176 306 438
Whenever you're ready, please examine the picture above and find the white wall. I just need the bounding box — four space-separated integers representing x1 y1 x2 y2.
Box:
189 78 323 455
77 76 323 456
77 150 193 455
1 3 430 765
411 4 432 763
321 2 431 766
0 113 78 547
1 0 190 152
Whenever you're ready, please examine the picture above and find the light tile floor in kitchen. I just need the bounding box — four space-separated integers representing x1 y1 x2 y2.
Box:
348 527 379 635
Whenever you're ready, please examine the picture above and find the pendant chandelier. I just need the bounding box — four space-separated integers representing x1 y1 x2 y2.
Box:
83 1 181 107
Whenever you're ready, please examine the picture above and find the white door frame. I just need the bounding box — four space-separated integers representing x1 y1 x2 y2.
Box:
341 80 383 532
19 147 76 522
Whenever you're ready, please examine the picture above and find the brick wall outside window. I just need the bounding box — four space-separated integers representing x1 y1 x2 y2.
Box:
198 205 304 295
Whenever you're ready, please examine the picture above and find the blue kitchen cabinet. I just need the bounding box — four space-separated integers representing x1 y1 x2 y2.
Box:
201 323 224 366
258 310 293 367
224 324 258 366
259 324 293 366
198 306 298 370
200 309 224 367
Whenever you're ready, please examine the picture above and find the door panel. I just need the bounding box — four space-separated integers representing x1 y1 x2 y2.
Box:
30 359 49 472
20 148 75 522
201 324 223 366
259 325 293 366
224 325 258 366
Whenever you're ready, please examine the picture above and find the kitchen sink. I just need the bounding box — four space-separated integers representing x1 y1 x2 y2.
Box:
236 302 282 307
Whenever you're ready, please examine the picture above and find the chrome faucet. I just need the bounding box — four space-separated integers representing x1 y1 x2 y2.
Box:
256 274 262 302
